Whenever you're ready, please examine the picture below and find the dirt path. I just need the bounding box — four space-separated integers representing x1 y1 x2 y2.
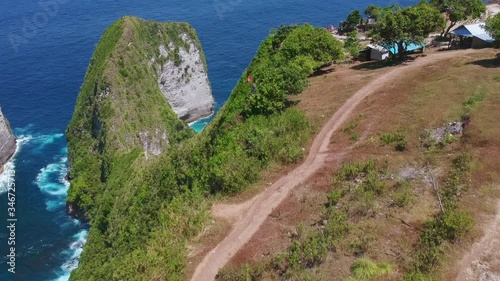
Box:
456 201 500 281
190 49 477 281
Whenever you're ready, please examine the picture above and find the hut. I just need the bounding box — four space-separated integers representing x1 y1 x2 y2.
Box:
451 23 494 48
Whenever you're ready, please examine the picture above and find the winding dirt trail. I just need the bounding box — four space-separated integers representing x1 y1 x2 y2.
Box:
190 49 477 281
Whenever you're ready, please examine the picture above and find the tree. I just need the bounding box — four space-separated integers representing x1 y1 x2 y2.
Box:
346 10 362 27
485 14 500 45
345 31 362 57
430 0 486 36
369 2 444 59
365 5 382 19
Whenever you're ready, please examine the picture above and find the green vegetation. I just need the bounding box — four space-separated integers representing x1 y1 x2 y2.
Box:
430 0 486 36
245 24 343 116
347 258 393 281
364 5 383 19
346 10 362 27
342 121 358 133
369 2 444 59
405 153 475 279
67 19 343 281
486 14 500 45
217 160 396 280
391 180 415 208
345 31 362 57
66 17 198 218
379 131 407 151
464 91 486 113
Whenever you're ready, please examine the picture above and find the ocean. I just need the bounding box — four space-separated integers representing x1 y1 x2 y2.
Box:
0 0 417 280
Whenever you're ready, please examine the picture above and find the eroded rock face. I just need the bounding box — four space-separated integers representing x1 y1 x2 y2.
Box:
157 33 214 123
0 108 16 171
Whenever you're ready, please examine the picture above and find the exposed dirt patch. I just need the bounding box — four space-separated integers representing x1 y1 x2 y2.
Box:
457 202 500 281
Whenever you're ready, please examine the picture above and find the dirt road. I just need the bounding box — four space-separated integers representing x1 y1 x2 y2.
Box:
190 50 477 281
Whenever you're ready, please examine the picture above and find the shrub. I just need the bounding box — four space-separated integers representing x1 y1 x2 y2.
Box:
392 190 414 208
380 131 406 145
342 121 358 133
380 131 407 151
326 190 343 207
345 31 362 57
217 264 264 281
324 209 349 243
350 258 393 280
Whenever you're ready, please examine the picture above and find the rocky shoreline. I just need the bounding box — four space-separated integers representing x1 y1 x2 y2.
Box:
0 107 16 173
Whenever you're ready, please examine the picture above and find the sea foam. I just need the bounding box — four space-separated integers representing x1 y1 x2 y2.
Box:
0 135 31 194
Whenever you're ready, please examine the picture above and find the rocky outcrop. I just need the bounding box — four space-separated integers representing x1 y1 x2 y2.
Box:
0 107 16 172
156 34 214 123
66 16 210 219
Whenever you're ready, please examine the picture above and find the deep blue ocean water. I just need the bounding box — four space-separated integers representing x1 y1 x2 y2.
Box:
0 0 417 280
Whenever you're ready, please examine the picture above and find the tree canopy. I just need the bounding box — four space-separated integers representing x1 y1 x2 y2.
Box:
346 10 362 27
369 2 444 59
485 14 500 45
345 31 362 57
365 5 383 19
430 0 486 36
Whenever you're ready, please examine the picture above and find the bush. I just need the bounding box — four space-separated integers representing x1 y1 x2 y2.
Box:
380 131 406 145
345 31 362 57
403 149 476 278
342 121 358 133
349 258 393 280
245 24 343 116
380 131 407 151
217 264 264 281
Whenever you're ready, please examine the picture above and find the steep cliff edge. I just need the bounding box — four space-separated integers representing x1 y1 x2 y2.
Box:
67 23 343 281
157 34 214 122
66 16 212 219
0 107 16 172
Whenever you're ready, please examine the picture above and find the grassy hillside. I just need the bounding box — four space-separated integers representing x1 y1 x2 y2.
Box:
216 49 500 281
66 16 200 218
67 18 344 280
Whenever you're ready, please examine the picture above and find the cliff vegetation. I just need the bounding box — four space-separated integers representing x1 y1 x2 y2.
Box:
67 18 343 281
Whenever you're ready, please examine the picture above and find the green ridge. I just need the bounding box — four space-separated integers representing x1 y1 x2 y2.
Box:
67 18 343 280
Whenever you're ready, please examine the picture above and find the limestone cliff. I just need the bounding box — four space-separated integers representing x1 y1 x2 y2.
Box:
0 107 16 172
66 16 212 219
157 34 214 123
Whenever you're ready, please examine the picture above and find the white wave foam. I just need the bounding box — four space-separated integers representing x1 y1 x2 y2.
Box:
31 133 64 152
35 155 69 211
0 135 31 194
52 229 88 281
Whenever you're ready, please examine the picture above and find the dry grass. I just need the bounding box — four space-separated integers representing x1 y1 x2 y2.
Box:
215 48 500 280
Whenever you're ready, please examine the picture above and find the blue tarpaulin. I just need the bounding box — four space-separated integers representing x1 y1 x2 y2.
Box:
384 43 425 55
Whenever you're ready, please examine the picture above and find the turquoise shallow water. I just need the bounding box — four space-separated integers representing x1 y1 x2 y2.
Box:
0 0 417 280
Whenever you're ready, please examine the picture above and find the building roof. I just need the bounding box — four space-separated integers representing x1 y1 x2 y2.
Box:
451 23 494 43
367 44 390 53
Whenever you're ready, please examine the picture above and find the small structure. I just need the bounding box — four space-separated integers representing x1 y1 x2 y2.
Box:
367 44 390 60
360 18 377 32
451 23 494 48
366 43 425 61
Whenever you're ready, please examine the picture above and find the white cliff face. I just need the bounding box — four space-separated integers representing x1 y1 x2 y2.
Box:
0 108 16 171
157 33 214 123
